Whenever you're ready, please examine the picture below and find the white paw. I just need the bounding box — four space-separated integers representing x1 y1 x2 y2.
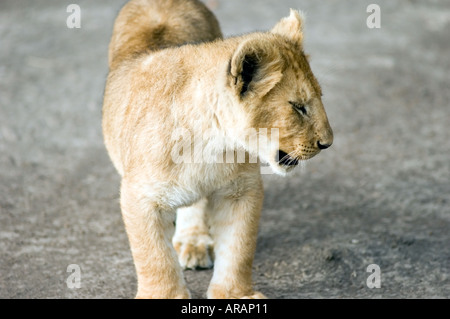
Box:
173 232 214 270
240 291 268 299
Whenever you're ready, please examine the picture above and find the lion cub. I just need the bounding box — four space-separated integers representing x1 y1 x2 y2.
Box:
103 0 333 299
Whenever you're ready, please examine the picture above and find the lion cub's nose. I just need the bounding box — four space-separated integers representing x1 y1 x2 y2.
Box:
317 141 332 150
317 127 333 150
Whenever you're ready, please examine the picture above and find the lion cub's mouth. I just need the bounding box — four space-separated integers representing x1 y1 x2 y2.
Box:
277 150 300 167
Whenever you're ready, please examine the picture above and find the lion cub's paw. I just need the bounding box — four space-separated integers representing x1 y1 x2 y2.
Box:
135 290 191 299
207 286 268 299
240 291 268 299
173 231 214 270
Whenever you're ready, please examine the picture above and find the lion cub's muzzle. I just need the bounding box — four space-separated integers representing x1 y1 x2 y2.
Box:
277 150 300 167
276 128 333 167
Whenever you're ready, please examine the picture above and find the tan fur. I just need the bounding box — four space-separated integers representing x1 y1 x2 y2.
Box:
103 0 333 299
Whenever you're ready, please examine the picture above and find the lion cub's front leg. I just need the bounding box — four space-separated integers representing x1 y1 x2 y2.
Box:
173 198 214 270
120 178 190 299
207 173 267 299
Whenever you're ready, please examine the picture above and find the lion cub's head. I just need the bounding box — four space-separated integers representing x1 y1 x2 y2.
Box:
226 9 333 175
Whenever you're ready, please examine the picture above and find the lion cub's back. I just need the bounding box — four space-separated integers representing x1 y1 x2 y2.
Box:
108 0 223 69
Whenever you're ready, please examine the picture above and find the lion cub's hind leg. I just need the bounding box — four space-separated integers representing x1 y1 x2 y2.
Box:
173 198 214 270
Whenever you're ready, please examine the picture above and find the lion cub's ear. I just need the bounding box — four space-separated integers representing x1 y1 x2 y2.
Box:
271 9 305 45
229 38 283 100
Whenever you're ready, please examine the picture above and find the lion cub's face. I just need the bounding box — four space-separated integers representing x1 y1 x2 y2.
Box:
228 10 333 175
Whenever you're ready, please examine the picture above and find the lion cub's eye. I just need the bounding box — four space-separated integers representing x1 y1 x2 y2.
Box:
290 102 307 116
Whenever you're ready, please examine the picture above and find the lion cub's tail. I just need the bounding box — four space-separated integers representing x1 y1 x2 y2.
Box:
108 0 222 70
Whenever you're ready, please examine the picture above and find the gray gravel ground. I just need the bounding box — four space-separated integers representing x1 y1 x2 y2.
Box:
0 0 449 299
